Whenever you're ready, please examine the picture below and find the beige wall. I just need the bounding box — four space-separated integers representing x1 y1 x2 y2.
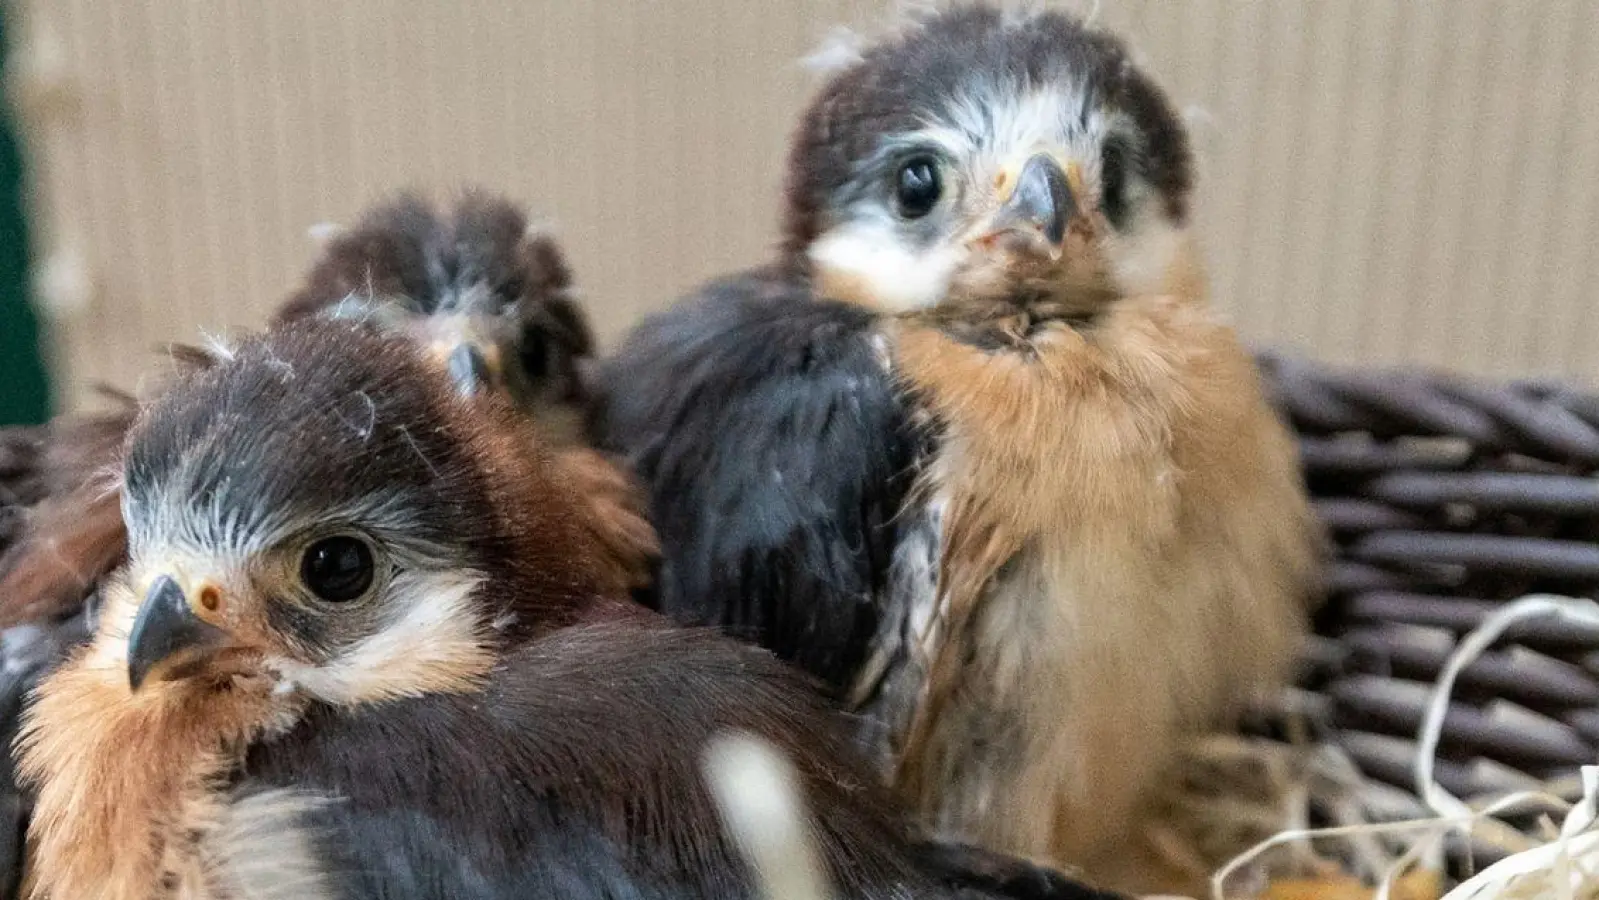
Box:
11 0 1599 411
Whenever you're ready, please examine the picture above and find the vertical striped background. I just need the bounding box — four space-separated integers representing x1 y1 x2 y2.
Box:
11 0 1599 410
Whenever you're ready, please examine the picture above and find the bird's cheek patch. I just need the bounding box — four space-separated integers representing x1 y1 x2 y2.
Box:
809 223 962 312
1104 218 1192 298
267 569 494 706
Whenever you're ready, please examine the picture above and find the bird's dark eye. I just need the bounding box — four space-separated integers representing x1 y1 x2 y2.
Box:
300 536 375 603
1101 140 1130 226
894 156 943 219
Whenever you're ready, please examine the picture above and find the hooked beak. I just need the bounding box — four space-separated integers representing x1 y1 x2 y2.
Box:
979 153 1082 258
127 575 229 692
422 317 504 398
445 344 493 397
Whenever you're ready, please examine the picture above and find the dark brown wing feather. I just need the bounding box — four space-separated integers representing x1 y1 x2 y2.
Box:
242 622 1122 900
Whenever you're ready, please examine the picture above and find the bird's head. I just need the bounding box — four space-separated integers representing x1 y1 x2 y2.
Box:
278 191 593 443
104 320 603 705
784 6 1194 322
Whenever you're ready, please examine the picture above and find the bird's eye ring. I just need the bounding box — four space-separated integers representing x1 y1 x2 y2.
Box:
300 535 376 603
893 155 943 220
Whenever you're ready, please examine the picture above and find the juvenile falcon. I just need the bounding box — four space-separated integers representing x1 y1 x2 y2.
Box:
19 319 1117 900
592 6 1323 889
0 192 655 897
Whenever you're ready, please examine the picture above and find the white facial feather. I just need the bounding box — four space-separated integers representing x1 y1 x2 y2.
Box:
270 568 494 705
809 215 967 311
82 574 139 671
126 477 427 589
935 86 1187 300
810 80 1185 310
921 83 1105 178
1103 214 1186 297
125 488 286 575
118 475 494 707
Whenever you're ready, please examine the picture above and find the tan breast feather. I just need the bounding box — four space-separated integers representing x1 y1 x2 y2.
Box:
18 587 310 900
884 294 1322 889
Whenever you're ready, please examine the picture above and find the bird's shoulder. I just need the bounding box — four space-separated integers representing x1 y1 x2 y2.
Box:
593 265 898 428
238 622 894 898
595 265 916 498
239 622 1113 900
592 266 918 493
589 268 924 687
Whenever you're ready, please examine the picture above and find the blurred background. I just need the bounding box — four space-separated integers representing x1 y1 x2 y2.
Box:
3 0 1597 422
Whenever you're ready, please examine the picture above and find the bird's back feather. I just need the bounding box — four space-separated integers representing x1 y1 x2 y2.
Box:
590 268 922 690
240 622 1115 900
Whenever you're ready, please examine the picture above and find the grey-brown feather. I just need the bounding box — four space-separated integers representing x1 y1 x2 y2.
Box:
278 190 594 420
0 397 135 628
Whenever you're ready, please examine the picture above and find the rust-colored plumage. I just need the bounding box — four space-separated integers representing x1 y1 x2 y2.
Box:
21 647 301 900
887 289 1320 889
552 445 660 593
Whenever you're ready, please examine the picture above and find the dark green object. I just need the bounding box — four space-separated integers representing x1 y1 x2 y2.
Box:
0 6 48 426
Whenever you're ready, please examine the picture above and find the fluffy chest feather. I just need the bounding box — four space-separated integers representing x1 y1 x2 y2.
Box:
18 588 320 900
854 297 1318 870
18 666 314 900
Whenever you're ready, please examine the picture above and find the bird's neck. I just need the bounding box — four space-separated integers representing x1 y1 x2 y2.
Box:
897 284 1120 351
20 660 298 900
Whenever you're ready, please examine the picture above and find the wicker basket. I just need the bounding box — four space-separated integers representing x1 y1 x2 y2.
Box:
1256 351 1599 833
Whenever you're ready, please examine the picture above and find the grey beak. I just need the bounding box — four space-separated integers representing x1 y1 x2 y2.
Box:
127 575 226 692
447 344 493 397
993 153 1077 249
